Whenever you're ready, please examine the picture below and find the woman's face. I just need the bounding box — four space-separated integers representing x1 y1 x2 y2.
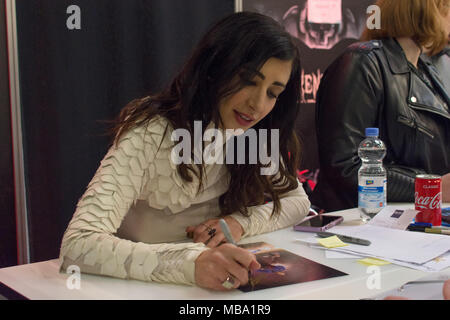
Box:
218 57 293 131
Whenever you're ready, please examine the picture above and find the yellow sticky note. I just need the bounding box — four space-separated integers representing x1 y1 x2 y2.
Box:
358 258 391 266
317 236 349 248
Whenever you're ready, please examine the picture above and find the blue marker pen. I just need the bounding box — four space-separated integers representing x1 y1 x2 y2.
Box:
410 222 432 228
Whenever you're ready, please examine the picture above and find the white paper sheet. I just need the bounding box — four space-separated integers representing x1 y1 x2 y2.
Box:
325 250 363 259
367 206 419 230
382 251 450 272
328 225 450 264
299 239 450 271
300 224 450 265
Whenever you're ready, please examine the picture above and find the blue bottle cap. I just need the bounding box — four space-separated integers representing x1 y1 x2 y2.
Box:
365 127 379 137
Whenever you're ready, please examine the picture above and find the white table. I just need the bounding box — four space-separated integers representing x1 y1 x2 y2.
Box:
0 205 448 300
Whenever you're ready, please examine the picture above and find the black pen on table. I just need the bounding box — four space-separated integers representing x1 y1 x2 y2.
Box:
316 231 371 246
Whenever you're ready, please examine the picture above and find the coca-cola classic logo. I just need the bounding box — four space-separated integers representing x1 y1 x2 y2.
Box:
422 185 439 189
415 192 442 210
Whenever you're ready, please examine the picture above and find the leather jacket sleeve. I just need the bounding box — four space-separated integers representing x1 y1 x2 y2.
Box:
315 48 425 209
385 165 425 202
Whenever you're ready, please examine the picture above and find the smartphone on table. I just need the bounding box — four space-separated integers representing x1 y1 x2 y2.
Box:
293 215 343 232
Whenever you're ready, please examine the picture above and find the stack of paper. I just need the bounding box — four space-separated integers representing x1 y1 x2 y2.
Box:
296 207 450 272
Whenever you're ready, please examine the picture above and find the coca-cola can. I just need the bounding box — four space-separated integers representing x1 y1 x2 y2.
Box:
415 174 442 226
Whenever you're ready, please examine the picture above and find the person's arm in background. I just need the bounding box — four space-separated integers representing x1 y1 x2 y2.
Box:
315 47 426 208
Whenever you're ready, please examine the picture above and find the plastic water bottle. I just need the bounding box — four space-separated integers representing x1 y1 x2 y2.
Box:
358 128 387 222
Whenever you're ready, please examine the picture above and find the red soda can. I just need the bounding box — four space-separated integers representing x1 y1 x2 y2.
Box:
414 174 442 226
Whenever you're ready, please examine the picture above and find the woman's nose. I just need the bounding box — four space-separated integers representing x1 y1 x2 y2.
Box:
248 88 265 113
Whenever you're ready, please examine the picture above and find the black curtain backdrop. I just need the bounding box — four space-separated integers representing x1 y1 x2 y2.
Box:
14 0 234 263
0 1 17 268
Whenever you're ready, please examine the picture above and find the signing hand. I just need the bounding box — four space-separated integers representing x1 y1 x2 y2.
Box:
186 216 244 248
194 243 260 291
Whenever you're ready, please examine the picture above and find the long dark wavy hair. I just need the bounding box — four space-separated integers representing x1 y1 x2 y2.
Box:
110 11 303 218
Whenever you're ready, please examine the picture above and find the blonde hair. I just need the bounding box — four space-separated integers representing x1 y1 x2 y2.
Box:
361 0 450 55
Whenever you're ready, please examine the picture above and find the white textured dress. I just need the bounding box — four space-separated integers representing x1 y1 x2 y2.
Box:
59 115 310 285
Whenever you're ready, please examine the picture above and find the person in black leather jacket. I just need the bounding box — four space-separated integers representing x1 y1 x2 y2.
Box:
311 0 450 212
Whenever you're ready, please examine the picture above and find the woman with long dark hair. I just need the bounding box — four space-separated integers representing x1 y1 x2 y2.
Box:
59 11 310 291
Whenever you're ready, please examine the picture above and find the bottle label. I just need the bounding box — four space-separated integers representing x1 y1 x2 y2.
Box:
358 176 387 209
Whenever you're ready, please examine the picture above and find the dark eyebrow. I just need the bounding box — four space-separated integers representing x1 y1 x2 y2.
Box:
253 69 287 88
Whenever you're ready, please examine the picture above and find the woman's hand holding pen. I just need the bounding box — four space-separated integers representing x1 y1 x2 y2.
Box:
194 243 260 291
186 216 244 248
189 217 260 291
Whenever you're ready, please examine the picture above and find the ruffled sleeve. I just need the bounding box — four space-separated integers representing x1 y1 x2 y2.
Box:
58 116 208 285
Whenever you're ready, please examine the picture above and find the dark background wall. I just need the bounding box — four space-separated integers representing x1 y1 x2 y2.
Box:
12 0 234 263
0 1 17 268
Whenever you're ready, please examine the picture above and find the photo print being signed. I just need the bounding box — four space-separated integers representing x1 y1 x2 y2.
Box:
238 242 348 292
